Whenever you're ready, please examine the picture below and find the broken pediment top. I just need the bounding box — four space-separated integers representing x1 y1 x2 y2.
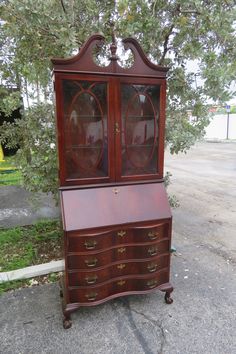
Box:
51 33 169 77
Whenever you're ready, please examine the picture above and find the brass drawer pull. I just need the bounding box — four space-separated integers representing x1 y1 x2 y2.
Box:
117 230 126 238
84 240 97 250
85 258 98 267
147 263 158 273
148 231 159 241
117 280 126 286
147 280 158 289
85 292 98 301
117 247 126 254
85 275 98 284
117 263 126 270
148 247 158 256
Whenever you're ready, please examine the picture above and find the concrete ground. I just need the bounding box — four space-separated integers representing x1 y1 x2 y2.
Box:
0 141 236 354
0 186 59 228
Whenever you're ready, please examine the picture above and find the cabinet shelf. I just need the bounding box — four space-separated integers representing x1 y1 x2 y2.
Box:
124 115 156 119
124 144 155 148
70 145 102 149
66 115 102 119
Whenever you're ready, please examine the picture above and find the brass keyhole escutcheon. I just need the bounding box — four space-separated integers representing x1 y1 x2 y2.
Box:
112 188 120 195
117 263 126 270
117 247 126 254
115 122 120 134
117 280 126 286
117 230 126 237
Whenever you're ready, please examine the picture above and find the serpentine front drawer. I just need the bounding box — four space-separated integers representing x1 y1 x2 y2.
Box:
67 239 170 269
67 222 169 252
68 254 170 286
68 269 169 304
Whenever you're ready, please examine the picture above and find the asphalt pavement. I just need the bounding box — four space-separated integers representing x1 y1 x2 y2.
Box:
0 186 59 228
0 141 236 354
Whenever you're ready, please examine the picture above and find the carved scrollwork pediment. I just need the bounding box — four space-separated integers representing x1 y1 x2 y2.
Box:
52 33 168 77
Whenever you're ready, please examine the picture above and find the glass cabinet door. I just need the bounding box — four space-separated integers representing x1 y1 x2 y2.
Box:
120 83 160 177
62 79 109 181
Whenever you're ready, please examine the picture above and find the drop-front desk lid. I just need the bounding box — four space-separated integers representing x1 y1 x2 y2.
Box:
60 183 172 232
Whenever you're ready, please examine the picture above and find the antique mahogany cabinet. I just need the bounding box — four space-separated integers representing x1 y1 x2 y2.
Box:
52 34 173 329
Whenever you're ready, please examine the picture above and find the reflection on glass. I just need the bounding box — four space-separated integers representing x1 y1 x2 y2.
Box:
121 84 160 176
63 80 108 179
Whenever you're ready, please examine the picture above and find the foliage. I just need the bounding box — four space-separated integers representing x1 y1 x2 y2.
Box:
0 103 58 195
0 274 62 294
164 171 180 208
0 87 21 117
0 279 31 294
0 219 62 293
0 0 235 199
0 219 62 273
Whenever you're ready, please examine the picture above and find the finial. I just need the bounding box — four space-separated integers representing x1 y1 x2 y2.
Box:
109 23 118 61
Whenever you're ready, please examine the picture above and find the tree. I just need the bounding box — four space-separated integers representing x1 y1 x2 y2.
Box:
0 0 235 199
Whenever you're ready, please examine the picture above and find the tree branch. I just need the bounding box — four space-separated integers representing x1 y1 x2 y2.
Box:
179 10 201 15
158 24 174 65
60 0 67 14
8 8 60 40
158 4 181 65
158 3 201 65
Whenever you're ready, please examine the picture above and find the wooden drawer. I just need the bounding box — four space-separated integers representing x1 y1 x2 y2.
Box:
68 254 169 286
68 270 169 304
132 224 168 242
67 223 168 253
67 239 170 270
68 229 131 252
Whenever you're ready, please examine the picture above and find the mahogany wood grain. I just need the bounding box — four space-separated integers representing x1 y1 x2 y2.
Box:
54 74 113 186
68 254 169 286
52 34 173 328
68 269 169 304
67 222 168 252
52 34 168 78
61 183 171 231
67 239 170 269
54 74 166 186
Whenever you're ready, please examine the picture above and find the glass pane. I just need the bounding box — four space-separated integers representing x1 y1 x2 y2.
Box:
121 84 160 176
62 80 108 179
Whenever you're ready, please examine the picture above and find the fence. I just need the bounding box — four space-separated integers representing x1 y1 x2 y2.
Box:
205 114 236 140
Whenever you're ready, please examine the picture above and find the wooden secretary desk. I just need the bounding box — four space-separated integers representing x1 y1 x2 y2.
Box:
52 34 173 329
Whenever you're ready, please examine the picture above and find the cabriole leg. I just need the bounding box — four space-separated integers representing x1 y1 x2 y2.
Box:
164 290 173 304
160 283 174 304
63 312 72 329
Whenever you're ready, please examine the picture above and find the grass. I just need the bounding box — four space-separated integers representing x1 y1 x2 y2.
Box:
0 156 22 186
0 219 63 294
0 279 31 293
